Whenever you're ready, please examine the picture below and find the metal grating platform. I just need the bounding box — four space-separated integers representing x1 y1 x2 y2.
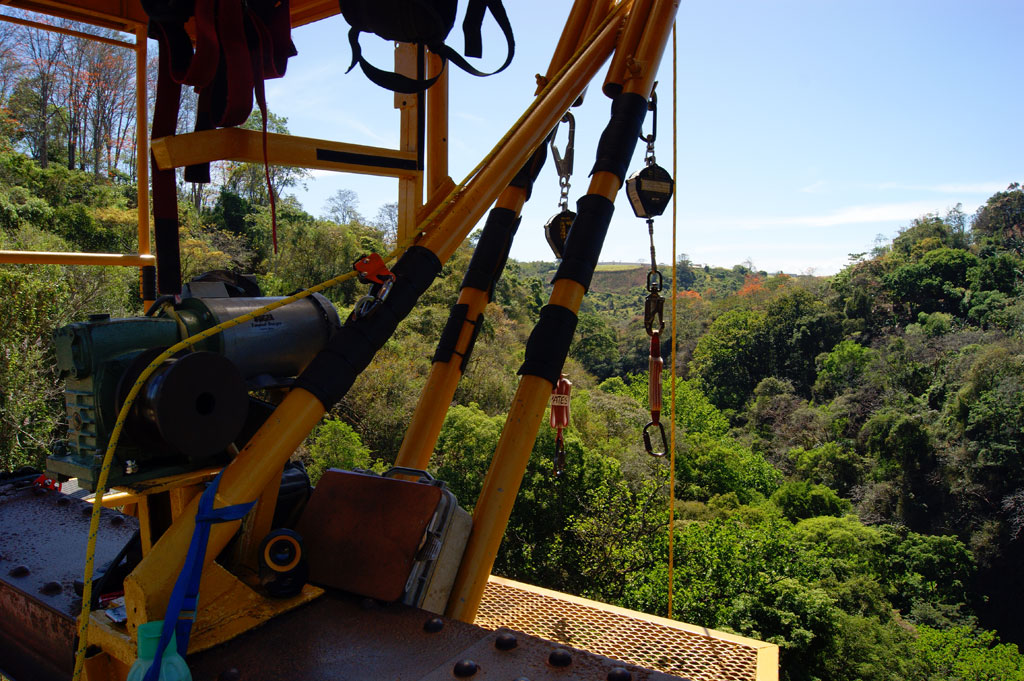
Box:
476 576 778 681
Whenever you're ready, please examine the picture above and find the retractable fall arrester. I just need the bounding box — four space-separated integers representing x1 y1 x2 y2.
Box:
625 85 674 458
544 113 576 259
550 375 572 475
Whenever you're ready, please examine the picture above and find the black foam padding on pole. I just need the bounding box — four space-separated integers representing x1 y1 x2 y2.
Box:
509 135 550 201
433 303 469 363
140 266 157 301
432 304 483 372
591 92 648 180
552 194 614 292
518 304 578 385
461 208 520 300
295 246 442 410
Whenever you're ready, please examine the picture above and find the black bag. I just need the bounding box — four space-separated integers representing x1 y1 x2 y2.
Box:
340 0 515 93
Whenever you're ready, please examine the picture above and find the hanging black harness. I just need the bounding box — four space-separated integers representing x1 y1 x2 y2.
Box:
340 0 515 93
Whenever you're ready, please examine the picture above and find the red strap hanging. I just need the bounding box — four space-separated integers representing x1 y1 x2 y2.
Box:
644 331 667 457
550 375 572 474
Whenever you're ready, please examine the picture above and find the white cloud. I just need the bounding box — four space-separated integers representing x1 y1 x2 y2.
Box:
876 181 1008 194
690 200 977 232
799 180 825 193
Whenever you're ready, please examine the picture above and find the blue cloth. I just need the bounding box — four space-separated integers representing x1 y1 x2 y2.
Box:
144 471 255 681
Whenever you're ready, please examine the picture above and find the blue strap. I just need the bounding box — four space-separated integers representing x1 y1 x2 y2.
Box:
144 471 255 681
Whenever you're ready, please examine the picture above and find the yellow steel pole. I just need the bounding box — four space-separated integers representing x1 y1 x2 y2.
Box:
537 0 591 94
123 6 629 633
0 251 155 266
394 187 528 471
446 0 681 623
419 3 628 264
427 51 449 196
396 0 618 471
602 0 652 97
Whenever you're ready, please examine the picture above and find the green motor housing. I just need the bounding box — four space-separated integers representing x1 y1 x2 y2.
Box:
46 293 339 490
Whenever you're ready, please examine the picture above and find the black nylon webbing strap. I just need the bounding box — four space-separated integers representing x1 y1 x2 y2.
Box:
150 42 183 295
552 194 614 292
591 92 648 180
461 208 520 300
518 304 578 385
295 246 442 410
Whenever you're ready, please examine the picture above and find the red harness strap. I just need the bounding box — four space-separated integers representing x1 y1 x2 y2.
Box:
145 0 298 292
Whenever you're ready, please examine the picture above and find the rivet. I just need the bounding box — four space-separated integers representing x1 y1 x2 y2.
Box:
608 667 632 681
423 617 444 633
218 668 241 681
453 659 478 677
495 632 518 651
548 648 572 667
9 565 29 577
40 581 62 595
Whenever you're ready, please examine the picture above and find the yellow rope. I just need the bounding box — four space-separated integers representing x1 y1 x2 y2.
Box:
667 21 678 621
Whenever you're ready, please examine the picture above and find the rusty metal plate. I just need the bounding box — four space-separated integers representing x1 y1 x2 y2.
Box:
418 627 687 681
0 481 138 681
296 469 442 601
187 592 492 680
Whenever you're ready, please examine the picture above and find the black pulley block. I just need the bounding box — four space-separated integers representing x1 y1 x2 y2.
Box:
625 163 674 219
544 209 576 259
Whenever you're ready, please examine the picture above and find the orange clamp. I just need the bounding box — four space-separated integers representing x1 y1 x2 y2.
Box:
353 253 394 285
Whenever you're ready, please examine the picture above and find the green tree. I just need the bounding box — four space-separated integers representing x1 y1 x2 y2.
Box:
304 417 381 484
691 307 766 411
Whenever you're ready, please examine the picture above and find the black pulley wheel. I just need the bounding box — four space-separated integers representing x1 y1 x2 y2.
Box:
137 351 248 461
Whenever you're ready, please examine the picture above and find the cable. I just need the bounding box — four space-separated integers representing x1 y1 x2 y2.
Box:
667 20 678 621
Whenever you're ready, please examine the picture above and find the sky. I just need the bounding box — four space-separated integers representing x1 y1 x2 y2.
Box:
264 1 1023 275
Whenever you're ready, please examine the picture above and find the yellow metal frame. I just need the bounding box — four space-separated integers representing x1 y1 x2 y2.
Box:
0 1 705 677
0 15 151 306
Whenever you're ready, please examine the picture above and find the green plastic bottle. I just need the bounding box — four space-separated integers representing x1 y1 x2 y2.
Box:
126 621 192 681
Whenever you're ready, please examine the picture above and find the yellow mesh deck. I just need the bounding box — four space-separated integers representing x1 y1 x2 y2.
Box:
476 576 778 681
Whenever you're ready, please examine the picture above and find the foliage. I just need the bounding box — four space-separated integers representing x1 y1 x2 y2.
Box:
304 418 384 484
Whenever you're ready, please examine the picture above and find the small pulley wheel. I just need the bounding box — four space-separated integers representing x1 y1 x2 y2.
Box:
259 529 308 598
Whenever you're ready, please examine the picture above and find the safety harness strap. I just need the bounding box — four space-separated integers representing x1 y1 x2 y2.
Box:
143 470 255 681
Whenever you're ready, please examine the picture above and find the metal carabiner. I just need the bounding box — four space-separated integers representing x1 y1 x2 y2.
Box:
644 290 665 336
550 112 575 181
351 276 395 320
640 83 658 163
643 420 667 457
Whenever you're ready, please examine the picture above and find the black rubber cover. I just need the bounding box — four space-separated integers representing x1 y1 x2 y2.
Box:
461 207 520 300
518 304 578 385
591 92 648 180
509 134 550 201
552 194 614 292
141 265 157 301
432 303 482 371
295 246 442 409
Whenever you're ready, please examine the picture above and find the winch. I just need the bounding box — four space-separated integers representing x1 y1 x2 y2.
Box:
46 276 341 490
